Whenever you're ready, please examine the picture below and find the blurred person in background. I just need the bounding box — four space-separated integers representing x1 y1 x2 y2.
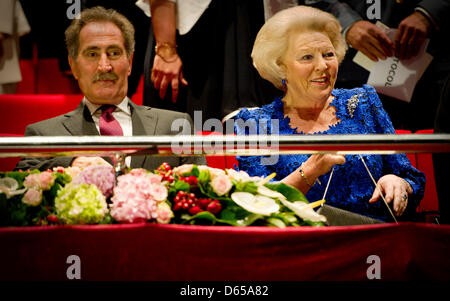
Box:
334 0 450 131
0 0 30 94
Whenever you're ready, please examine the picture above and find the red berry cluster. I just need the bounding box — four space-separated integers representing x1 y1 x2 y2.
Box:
54 167 65 174
173 191 222 215
156 162 174 183
179 175 198 187
46 215 59 223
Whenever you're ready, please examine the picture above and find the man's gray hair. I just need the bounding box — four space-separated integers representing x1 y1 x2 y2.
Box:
65 6 135 59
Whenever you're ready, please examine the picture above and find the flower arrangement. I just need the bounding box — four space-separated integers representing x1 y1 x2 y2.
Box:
160 164 326 227
0 169 71 226
0 163 327 228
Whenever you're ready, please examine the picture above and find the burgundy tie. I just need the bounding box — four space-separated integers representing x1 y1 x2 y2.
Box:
99 105 124 136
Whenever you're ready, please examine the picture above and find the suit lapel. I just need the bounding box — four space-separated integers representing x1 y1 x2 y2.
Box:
129 101 157 168
62 102 99 136
129 101 157 135
61 102 114 165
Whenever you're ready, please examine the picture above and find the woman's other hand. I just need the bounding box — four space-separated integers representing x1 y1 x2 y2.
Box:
151 54 188 103
369 174 413 217
305 154 346 177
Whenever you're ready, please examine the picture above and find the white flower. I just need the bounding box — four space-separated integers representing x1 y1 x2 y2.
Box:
257 185 286 200
279 198 327 223
226 169 262 182
206 166 226 179
210 174 232 196
156 202 174 224
231 192 280 216
173 164 196 176
0 177 27 199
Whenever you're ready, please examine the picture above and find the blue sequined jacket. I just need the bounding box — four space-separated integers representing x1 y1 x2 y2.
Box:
234 85 426 222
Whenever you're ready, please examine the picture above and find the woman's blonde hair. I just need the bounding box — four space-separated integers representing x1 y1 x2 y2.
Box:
251 5 346 90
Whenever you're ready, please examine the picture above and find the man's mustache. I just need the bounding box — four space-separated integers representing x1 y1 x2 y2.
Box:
92 72 118 83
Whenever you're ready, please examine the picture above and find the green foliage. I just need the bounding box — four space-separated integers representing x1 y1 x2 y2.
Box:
233 180 259 194
168 180 190 196
0 170 72 227
264 182 308 204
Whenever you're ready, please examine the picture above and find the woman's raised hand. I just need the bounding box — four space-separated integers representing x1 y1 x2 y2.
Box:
305 154 346 177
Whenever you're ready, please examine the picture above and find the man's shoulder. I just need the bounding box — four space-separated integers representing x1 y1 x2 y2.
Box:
26 113 70 130
25 106 81 135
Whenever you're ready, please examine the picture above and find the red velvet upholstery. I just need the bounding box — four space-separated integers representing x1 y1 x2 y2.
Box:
195 131 240 170
196 131 227 169
1 222 449 281
415 129 439 214
16 59 36 94
35 59 80 94
0 92 144 137
395 129 416 167
0 94 83 135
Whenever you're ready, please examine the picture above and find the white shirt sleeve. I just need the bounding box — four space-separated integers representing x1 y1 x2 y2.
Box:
135 0 211 35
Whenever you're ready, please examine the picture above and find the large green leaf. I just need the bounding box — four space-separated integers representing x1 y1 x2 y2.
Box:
264 182 308 204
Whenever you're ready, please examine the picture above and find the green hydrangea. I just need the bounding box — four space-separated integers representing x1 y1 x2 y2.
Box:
55 183 108 225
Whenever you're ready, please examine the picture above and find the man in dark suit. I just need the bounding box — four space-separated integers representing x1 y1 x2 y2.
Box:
15 6 205 171
334 0 450 131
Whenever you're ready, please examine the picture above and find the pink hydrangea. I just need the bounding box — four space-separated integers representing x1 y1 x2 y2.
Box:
110 169 171 224
72 165 115 198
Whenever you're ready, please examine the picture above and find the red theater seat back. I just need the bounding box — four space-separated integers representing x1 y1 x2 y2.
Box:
0 94 82 135
196 131 226 169
414 129 439 214
395 129 416 167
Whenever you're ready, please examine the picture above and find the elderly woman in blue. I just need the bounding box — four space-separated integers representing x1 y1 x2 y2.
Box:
233 6 425 222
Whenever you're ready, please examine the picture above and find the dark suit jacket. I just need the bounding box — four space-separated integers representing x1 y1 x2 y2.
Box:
338 0 450 86
15 99 206 171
